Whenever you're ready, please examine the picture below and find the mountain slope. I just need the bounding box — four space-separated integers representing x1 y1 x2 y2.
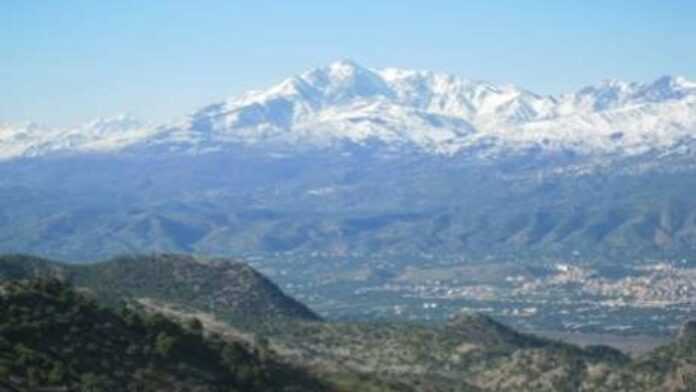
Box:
0 278 326 392
5 150 696 261
0 254 320 325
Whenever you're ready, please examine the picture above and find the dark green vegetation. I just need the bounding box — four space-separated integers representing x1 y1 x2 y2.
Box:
2 151 696 262
2 254 696 391
264 313 636 392
0 254 319 328
0 278 326 392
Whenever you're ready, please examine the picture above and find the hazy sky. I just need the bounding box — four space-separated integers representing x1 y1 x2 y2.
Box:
3 0 696 127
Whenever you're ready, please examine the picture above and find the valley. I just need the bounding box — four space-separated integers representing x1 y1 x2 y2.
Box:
2 253 695 391
253 253 696 338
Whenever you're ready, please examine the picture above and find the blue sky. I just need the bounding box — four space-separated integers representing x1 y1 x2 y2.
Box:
2 0 696 126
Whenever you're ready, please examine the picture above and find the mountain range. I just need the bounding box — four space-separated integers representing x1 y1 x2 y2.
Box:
3 59 696 159
2 61 696 261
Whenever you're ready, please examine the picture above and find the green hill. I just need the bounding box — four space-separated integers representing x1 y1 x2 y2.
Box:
0 278 326 392
0 254 320 328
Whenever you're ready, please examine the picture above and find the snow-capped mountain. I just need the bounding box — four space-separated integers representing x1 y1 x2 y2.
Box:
0 115 153 159
2 60 696 159
4 60 696 261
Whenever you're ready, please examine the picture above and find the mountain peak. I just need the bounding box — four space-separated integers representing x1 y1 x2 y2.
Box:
327 59 380 85
650 75 686 89
295 59 391 104
328 58 363 72
301 59 370 83
635 74 695 102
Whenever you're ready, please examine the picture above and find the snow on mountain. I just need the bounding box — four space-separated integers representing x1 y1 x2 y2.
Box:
1 60 695 159
0 122 55 159
554 76 696 114
172 60 696 155
505 99 696 153
379 66 557 126
0 115 153 158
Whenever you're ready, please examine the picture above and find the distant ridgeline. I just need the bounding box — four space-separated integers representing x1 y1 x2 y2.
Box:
2 253 696 391
3 152 696 262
